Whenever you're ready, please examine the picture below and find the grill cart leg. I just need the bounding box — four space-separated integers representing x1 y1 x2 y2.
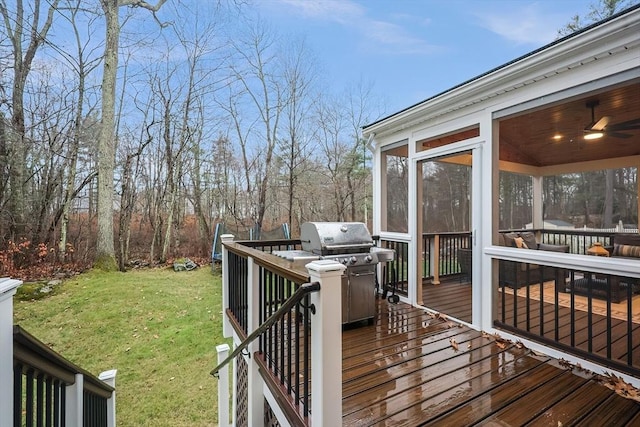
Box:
384 264 400 304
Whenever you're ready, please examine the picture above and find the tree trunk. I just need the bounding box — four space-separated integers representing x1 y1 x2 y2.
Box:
95 0 119 270
1 0 59 241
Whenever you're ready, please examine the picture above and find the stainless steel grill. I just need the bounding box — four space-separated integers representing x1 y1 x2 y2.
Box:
273 222 394 325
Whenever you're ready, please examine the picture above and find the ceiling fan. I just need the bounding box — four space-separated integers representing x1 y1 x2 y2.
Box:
583 100 640 139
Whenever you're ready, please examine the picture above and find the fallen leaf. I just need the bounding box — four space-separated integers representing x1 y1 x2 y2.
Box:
449 337 459 352
558 359 573 369
599 373 640 402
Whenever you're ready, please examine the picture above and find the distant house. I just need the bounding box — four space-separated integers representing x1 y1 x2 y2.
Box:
525 219 575 229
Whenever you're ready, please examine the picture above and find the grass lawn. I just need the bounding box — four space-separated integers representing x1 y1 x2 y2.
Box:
13 265 226 427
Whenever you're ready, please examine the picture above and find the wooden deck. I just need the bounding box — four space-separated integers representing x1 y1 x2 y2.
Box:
421 276 472 323
341 297 640 426
421 277 640 372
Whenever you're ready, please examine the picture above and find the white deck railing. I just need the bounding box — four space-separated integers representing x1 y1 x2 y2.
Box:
1 277 117 427
216 235 345 427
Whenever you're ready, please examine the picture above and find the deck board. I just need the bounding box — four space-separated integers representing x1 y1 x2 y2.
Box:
338 297 640 426
259 284 640 426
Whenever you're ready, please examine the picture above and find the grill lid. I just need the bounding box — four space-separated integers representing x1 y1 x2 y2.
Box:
300 222 374 254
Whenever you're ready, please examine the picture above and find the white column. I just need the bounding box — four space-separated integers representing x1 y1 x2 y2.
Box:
99 369 117 427
415 161 424 305
246 256 263 427
0 278 22 427
532 175 543 230
215 344 231 427
65 373 84 427
306 260 346 427
480 115 499 332
221 234 234 338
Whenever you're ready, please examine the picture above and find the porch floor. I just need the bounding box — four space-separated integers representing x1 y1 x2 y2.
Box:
341 297 640 426
421 276 472 323
420 277 640 371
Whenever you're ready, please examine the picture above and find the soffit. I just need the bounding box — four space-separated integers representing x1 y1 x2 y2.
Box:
499 81 640 167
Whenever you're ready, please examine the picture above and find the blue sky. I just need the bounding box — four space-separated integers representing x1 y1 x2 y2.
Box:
256 0 595 114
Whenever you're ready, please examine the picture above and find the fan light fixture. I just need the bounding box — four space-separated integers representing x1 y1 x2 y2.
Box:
584 131 603 140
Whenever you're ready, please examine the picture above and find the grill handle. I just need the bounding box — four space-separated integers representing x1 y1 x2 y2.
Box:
323 243 374 251
350 271 375 278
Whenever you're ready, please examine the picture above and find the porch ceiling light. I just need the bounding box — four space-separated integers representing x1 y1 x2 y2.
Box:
583 131 603 140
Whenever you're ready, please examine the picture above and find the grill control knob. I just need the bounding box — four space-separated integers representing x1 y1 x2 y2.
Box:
341 258 348 265
349 256 357 265
365 255 373 263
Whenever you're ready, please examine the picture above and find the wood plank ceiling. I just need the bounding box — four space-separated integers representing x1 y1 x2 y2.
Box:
499 81 640 167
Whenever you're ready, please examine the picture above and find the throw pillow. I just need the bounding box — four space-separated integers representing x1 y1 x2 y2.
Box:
519 232 538 250
613 244 640 258
503 232 519 247
514 237 528 249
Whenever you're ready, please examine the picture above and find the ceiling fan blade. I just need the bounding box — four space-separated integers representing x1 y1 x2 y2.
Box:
607 118 640 131
605 131 632 139
590 116 610 131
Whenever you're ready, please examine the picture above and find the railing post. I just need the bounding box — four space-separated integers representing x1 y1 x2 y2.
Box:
99 369 117 427
65 373 84 427
431 234 441 285
215 343 231 427
246 256 263 427
0 277 22 426
221 234 234 338
306 260 346 427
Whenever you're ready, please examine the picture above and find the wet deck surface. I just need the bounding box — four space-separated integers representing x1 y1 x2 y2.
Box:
341 298 640 426
421 277 472 323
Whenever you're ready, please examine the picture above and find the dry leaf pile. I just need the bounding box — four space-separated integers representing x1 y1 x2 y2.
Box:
599 373 640 402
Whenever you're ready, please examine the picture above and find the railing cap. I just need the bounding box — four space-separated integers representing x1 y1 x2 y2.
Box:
216 343 230 353
0 277 22 296
305 260 347 275
99 369 118 381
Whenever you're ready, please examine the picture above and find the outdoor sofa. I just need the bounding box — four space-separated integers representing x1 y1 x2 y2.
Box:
498 231 569 289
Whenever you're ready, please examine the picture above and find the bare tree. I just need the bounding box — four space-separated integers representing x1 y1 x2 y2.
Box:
314 93 349 221
313 81 381 223
0 0 59 240
51 0 102 261
226 19 286 237
95 0 167 270
278 36 317 231
343 80 382 224
557 0 637 36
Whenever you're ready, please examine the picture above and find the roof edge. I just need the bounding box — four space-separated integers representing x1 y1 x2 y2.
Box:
362 4 640 133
